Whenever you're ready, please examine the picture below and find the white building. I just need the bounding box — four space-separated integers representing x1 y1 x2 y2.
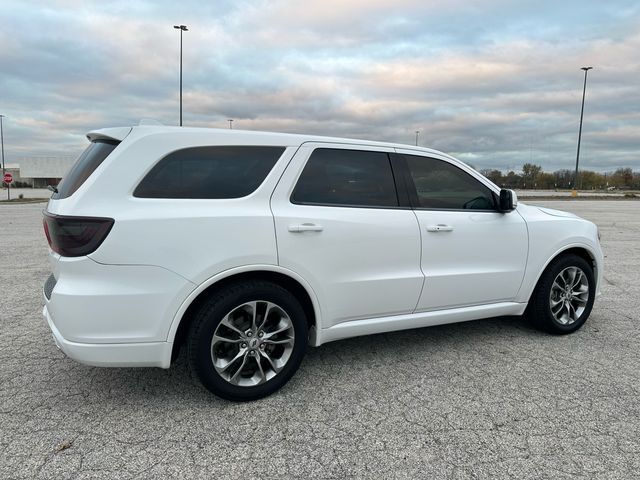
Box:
16 157 75 187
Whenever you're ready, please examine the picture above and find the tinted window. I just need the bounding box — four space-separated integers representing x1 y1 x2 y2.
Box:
134 146 285 199
403 155 496 210
291 149 398 207
53 140 119 199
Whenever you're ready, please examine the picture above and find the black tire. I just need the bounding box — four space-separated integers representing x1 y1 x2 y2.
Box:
187 281 308 401
527 253 596 334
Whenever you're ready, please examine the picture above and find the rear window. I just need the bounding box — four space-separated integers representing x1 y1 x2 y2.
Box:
133 146 285 199
52 139 120 199
291 148 399 208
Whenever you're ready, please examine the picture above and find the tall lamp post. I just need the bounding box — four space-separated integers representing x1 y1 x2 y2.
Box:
173 25 188 126
0 114 7 201
0 114 5 174
574 66 593 193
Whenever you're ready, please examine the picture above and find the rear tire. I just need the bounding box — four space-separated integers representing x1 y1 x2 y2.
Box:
527 254 595 334
187 281 308 401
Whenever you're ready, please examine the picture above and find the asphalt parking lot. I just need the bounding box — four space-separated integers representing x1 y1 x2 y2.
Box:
1 200 639 479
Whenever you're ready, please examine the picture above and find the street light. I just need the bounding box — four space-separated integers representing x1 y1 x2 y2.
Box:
228 119 234 129
0 114 7 201
0 114 5 173
173 25 188 126
574 66 593 192
415 130 419 146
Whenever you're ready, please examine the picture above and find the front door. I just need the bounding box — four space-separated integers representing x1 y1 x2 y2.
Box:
395 150 528 311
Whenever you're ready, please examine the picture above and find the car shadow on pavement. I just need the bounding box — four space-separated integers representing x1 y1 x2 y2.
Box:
61 314 545 405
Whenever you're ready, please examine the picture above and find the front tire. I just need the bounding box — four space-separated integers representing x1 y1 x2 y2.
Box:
527 254 596 334
187 281 308 401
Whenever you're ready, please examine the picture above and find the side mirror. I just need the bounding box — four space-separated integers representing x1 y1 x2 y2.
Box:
498 189 517 212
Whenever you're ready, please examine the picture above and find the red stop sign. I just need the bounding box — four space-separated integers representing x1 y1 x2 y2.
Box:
3 173 12 184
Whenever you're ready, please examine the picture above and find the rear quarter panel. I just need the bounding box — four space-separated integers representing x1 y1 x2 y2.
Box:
52 129 299 286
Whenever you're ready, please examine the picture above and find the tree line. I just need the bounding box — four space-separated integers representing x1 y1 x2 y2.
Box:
478 164 640 190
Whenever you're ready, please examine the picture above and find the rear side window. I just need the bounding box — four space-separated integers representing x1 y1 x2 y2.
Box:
134 146 285 199
53 140 119 199
291 148 399 207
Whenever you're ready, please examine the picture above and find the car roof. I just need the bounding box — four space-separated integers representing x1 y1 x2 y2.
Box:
86 125 449 158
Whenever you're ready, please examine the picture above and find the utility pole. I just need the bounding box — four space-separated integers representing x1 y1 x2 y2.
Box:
415 130 419 146
173 25 188 126
574 66 593 193
228 119 234 129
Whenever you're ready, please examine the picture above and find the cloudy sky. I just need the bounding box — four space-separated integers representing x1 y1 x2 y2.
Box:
1 0 638 172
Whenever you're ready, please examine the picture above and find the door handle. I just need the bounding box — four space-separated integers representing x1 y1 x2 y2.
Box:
426 224 454 232
288 223 324 233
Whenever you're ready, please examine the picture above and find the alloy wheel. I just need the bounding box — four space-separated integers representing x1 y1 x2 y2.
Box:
210 301 295 387
549 266 589 325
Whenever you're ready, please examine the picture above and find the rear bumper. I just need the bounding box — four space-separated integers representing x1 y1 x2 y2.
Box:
41 254 193 368
43 305 172 368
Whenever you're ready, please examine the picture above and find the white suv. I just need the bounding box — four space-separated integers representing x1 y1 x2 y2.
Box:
43 126 603 401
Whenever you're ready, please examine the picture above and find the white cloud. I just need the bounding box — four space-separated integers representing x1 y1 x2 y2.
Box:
0 0 638 171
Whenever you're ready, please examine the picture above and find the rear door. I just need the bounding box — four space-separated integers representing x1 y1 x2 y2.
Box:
271 143 424 328
394 150 528 311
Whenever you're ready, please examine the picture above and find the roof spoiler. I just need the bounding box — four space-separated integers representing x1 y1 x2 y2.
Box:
86 127 133 142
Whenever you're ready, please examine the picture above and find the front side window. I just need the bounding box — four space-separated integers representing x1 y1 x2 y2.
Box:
134 146 285 199
403 155 496 210
291 148 398 207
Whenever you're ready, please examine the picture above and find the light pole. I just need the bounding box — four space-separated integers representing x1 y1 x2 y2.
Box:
173 25 188 126
415 130 419 146
574 66 593 192
0 115 5 174
228 119 233 129
0 114 7 200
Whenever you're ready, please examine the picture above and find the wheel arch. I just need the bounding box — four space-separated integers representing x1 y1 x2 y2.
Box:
167 266 321 363
525 244 598 304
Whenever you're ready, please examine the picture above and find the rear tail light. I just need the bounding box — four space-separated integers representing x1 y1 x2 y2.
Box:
43 212 114 257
